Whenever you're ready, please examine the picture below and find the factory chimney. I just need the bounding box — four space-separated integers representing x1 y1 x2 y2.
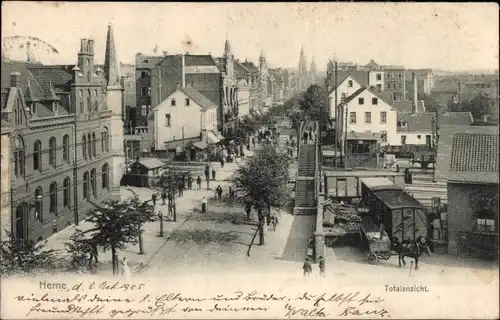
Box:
412 72 418 113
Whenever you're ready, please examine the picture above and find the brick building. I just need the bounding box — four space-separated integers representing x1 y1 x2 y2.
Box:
1 24 125 242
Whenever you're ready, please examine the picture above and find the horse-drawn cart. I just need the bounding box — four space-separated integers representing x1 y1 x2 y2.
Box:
359 218 394 264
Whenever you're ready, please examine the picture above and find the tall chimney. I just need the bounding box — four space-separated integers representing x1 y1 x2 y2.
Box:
181 54 186 87
10 72 20 88
412 72 418 113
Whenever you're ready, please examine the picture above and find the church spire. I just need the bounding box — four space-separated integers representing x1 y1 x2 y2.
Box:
298 46 307 73
310 54 317 75
104 23 121 87
224 37 232 58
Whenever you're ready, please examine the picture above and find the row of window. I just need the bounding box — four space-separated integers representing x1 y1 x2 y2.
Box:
349 111 387 124
170 98 190 107
32 164 109 221
82 131 109 159
12 130 109 179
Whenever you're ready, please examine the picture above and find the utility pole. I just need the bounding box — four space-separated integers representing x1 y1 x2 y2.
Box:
343 88 349 172
334 60 338 167
182 126 186 162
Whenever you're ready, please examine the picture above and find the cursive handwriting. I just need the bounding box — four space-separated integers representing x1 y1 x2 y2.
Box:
339 306 390 318
284 303 329 318
26 303 105 317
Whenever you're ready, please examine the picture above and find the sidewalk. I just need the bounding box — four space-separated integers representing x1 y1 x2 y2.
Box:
43 147 257 275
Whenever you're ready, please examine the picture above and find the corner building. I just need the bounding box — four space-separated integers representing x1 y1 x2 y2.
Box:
1 25 125 241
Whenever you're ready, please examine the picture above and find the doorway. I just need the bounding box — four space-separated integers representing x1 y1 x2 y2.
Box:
15 204 28 240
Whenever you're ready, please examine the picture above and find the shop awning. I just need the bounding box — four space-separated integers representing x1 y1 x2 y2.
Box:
207 131 220 144
192 141 208 150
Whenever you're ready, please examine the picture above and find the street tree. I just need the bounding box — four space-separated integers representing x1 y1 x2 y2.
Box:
83 194 155 276
299 84 329 124
418 93 444 113
0 233 57 275
232 145 292 245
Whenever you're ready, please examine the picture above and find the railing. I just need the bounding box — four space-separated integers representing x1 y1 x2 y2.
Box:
314 121 319 198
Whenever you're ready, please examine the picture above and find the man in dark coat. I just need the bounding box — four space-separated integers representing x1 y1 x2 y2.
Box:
196 176 202 190
187 175 193 190
215 185 223 200
318 256 326 278
212 168 216 181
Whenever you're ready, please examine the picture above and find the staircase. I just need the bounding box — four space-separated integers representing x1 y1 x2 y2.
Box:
295 179 316 207
294 121 319 215
298 144 316 176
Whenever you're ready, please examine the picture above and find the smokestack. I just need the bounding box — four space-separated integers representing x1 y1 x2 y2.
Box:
181 54 186 87
412 72 418 113
10 72 20 88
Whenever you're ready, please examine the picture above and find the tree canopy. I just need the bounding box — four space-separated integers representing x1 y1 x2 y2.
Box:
232 145 291 211
299 84 330 128
449 92 492 120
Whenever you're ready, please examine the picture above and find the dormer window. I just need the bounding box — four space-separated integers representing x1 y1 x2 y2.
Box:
398 121 407 128
53 102 58 113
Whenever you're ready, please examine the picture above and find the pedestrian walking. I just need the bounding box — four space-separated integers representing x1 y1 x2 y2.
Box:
220 158 225 169
161 191 167 205
245 202 252 220
196 176 202 190
151 193 157 206
187 175 193 190
318 256 326 278
303 258 312 278
177 180 184 197
212 168 216 181
201 196 207 213
303 131 308 144
121 257 132 280
216 185 223 200
228 186 235 200
204 165 210 181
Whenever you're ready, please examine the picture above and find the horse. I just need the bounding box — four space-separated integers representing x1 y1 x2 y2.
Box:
393 236 431 270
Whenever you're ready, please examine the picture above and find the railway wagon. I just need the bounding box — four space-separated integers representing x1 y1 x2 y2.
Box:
359 177 428 241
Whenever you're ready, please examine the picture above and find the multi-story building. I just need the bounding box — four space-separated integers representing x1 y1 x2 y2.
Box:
148 86 218 158
1 120 12 240
384 66 407 101
1 25 124 242
120 62 136 109
240 60 261 113
335 87 397 155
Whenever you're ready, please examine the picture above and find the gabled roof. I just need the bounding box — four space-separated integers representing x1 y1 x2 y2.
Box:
184 54 217 67
178 87 217 110
334 71 370 89
448 127 499 184
342 87 366 104
393 100 426 113
439 112 473 126
134 158 164 170
135 55 164 69
234 60 249 79
27 66 73 93
397 112 434 133
241 61 259 73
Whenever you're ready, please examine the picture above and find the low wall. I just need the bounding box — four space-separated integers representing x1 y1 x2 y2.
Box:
314 193 326 262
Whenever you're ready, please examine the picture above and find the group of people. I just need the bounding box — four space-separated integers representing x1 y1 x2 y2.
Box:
302 256 326 278
302 127 317 145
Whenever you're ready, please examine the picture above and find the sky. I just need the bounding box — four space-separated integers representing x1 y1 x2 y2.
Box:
2 2 498 72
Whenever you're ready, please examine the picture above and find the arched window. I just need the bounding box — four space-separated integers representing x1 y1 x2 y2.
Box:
101 132 105 152
90 169 97 197
82 135 87 159
15 204 27 240
87 89 92 113
49 182 57 215
87 134 92 159
79 90 84 113
13 136 25 178
33 140 42 171
83 171 89 200
102 163 109 190
102 128 109 152
34 187 43 221
63 177 71 208
63 135 70 163
92 133 97 157
49 137 56 167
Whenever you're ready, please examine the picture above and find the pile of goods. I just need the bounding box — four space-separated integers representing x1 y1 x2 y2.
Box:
323 199 362 228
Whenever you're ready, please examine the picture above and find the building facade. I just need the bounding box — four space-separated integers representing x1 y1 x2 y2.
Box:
446 127 498 259
1 25 124 242
1 121 12 239
148 86 218 153
335 87 397 155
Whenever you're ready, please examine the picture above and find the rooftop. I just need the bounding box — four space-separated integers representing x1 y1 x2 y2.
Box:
393 100 426 113
448 127 499 184
397 112 434 133
439 112 473 127
179 87 217 110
